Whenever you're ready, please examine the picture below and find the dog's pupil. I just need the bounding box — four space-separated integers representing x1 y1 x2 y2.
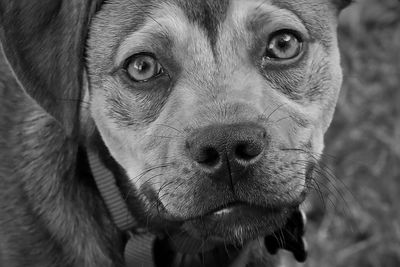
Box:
277 35 291 50
136 59 151 73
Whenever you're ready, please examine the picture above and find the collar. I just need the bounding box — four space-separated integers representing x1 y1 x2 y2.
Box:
87 148 308 266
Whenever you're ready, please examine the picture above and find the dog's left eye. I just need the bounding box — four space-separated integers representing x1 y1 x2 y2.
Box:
265 30 303 60
124 54 164 82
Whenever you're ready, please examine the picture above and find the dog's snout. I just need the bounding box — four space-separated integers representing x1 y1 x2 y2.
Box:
186 123 267 185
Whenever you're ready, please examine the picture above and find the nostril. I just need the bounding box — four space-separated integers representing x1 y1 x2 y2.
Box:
197 147 220 167
235 141 263 161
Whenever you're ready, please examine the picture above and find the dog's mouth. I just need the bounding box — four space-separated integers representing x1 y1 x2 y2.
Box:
165 204 308 263
178 200 299 246
140 179 307 245
199 201 284 223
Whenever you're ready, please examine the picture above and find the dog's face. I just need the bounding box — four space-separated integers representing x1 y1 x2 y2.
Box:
0 0 349 248
86 0 343 243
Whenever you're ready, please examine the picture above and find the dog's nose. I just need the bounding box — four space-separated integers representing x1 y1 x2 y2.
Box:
186 123 268 186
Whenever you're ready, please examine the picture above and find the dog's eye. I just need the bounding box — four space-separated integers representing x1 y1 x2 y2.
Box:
124 54 164 82
265 30 303 60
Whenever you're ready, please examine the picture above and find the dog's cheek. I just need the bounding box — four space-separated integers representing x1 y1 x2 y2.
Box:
308 42 343 132
265 122 317 197
283 42 342 156
90 91 152 187
275 150 309 195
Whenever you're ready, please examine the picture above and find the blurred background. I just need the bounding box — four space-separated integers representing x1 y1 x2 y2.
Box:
281 0 400 266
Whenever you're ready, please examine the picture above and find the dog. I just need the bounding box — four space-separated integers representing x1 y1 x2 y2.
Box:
0 0 351 266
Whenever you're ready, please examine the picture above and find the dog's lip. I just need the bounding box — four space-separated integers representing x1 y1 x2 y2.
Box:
181 201 297 243
157 201 290 226
173 199 302 223
200 201 282 220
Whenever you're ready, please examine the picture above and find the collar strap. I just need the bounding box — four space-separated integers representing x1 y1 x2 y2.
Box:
87 150 137 230
87 150 156 266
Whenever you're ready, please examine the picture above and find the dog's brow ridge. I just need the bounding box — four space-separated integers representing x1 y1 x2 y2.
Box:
174 0 230 56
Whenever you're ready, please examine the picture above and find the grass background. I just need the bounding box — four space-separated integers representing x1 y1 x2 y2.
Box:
281 0 400 266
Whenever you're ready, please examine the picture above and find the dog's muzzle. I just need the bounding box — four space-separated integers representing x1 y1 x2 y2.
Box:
87 148 308 266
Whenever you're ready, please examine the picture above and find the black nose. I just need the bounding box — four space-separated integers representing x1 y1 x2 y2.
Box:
186 123 268 186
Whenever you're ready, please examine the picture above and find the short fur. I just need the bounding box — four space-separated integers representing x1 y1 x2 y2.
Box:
0 0 350 266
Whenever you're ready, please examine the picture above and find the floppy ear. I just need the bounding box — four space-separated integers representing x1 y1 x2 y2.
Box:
0 0 101 136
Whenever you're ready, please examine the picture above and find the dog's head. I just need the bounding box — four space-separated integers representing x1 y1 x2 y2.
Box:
0 0 351 245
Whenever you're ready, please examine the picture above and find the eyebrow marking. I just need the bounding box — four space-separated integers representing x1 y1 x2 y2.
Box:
225 0 308 37
247 6 308 36
115 30 172 68
115 3 190 67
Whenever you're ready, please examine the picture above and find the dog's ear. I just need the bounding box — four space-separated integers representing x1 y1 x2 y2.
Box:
331 0 353 12
0 0 100 136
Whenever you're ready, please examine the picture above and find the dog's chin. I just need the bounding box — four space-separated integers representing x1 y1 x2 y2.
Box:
138 184 306 245
181 204 294 245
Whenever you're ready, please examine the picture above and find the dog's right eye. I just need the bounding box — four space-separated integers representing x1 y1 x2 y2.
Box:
264 30 304 61
123 54 164 82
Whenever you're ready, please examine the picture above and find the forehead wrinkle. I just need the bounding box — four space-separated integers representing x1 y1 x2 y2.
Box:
115 2 190 66
247 5 307 36
224 0 309 39
174 0 230 56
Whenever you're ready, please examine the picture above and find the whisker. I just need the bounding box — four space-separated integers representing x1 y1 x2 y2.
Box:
154 123 184 135
292 159 355 221
262 103 287 122
282 148 358 206
144 134 183 139
270 116 293 124
130 163 174 185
